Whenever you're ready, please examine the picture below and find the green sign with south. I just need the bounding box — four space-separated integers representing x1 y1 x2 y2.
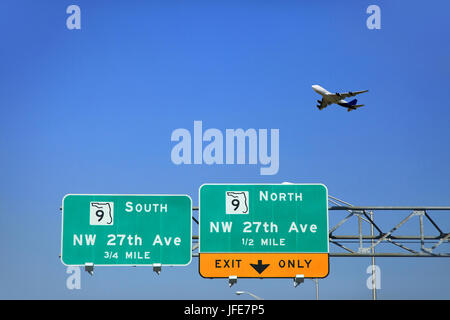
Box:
61 194 192 266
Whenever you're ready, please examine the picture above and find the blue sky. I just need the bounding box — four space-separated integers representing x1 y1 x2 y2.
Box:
0 1 449 299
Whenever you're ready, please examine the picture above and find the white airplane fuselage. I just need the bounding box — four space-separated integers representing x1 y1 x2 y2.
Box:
312 85 347 104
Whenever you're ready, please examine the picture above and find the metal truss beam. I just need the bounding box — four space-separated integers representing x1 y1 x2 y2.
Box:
191 196 450 258
326 196 449 257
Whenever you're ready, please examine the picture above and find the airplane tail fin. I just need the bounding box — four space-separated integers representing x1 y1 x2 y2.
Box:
346 99 364 111
348 99 358 106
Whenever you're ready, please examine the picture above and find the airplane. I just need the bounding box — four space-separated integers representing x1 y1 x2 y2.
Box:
312 85 368 112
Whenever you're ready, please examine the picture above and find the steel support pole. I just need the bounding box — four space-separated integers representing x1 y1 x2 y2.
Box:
370 211 376 300
315 278 319 300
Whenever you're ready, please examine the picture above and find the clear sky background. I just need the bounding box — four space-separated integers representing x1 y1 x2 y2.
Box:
0 1 449 299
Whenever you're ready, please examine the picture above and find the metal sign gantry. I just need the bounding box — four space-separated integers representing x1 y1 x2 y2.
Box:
191 195 450 258
58 193 449 298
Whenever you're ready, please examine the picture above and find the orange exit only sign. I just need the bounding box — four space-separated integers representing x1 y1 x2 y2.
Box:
199 253 329 278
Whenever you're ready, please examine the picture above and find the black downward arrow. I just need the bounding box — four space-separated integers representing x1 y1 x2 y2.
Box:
250 260 270 274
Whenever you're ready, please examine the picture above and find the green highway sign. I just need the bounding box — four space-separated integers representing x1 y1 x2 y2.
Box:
199 184 329 253
198 184 329 278
61 194 192 266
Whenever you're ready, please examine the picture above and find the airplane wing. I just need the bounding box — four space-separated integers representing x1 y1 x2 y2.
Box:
337 90 368 98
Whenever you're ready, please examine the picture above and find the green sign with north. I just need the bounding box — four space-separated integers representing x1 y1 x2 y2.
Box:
199 184 329 253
